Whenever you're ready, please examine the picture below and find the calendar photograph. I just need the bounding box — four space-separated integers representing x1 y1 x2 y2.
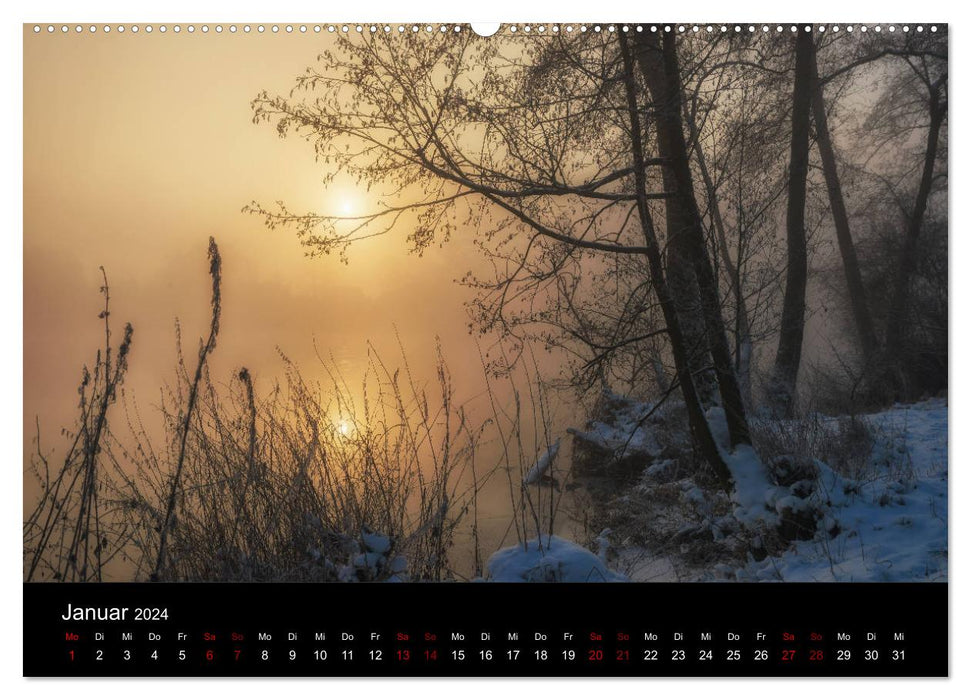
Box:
23 22 947 590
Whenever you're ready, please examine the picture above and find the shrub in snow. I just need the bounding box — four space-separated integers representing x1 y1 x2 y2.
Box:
331 527 409 582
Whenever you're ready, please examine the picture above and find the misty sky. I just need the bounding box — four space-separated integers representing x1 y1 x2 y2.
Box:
24 28 494 450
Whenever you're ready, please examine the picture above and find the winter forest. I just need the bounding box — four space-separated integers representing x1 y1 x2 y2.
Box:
24 24 947 584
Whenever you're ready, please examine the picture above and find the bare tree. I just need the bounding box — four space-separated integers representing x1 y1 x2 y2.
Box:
810 40 879 362
810 29 947 399
247 31 759 486
632 31 751 447
770 30 813 415
885 59 947 378
245 27 946 482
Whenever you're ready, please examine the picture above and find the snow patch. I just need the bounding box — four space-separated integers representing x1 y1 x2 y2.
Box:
568 390 663 460
487 535 628 582
707 407 778 527
523 439 561 486
362 528 392 555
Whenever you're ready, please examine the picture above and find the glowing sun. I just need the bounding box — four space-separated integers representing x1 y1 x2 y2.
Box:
330 187 362 218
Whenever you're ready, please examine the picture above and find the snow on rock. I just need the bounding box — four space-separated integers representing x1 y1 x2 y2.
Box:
388 555 408 574
361 527 392 555
568 390 663 463
523 439 561 486
330 527 405 581
487 535 628 582
353 551 386 570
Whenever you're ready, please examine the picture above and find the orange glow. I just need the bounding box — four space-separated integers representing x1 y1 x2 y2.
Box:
22 28 489 465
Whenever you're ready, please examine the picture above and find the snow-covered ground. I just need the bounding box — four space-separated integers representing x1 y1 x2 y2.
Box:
499 396 947 583
737 399 947 582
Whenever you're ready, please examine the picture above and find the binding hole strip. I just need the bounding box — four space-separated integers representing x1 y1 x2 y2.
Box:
31 24 940 35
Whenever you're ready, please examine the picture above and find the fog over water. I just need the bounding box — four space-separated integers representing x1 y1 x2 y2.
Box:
24 30 584 575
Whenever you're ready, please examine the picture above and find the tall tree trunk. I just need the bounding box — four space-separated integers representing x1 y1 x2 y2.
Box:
810 43 879 361
618 33 733 490
885 81 946 371
636 50 715 407
633 31 752 448
685 104 755 410
771 31 813 416
664 174 718 406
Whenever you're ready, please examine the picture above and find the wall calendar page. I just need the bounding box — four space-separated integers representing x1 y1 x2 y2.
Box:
21 17 949 680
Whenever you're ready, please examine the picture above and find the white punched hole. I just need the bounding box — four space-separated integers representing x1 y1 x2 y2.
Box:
471 23 501 37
